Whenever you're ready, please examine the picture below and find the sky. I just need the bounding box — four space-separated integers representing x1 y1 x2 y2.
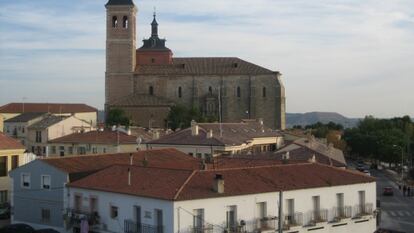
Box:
0 0 413 118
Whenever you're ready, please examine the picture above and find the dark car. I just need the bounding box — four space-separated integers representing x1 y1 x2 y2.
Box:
34 229 60 233
0 203 10 219
383 187 394 196
0 224 35 233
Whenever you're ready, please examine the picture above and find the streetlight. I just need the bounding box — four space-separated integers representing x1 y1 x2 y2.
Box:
393 145 404 181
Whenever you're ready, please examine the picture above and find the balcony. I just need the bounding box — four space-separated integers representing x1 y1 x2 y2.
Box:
124 220 164 233
255 216 277 231
283 212 303 230
353 203 373 218
331 206 352 222
191 225 214 233
305 209 328 226
66 209 100 230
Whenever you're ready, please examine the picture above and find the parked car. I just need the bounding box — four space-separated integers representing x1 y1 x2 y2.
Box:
34 229 60 233
0 224 35 233
383 187 394 196
363 169 371 176
0 203 10 219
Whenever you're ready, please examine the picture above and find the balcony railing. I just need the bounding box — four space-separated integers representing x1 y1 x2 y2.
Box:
67 209 100 226
331 206 352 222
124 220 164 233
305 209 328 226
255 216 277 231
353 203 373 218
191 225 214 233
283 212 303 229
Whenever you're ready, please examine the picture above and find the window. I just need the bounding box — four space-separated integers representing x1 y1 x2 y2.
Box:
336 193 344 217
92 148 97 154
149 86 154 95
155 209 163 228
151 58 155 63
236 86 241 98
111 206 118 219
208 86 213 95
123 16 128 28
134 206 141 224
41 175 51 190
21 173 30 188
226 206 237 230
262 87 266 97
193 209 204 229
0 157 7 177
103 148 107 153
256 202 267 219
112 16 118 28
35 131 42 143
78 147 86 155
31 146 35 153
0 191 7 204
90 197 98 213
22 127 25 133
11 155 19 170
358 191 366 214
74 194 82 211
41 208 50 222
51 146 56 154
286 199 295 224
43 147 46 155
178 87 182 98
68 147 73 155
312 196 320 220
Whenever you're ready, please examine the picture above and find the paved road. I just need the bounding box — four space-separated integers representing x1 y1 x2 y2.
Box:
372 169 414 232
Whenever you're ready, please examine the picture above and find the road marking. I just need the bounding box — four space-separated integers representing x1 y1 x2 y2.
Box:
389 211 397 217
404 211 411 216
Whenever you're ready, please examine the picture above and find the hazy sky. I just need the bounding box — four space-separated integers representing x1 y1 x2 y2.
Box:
1 0 413 118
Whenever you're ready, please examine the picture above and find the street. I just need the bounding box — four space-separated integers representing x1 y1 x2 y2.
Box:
372 169 414 232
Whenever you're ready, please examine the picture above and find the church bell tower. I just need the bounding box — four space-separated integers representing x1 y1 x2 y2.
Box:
105 0 137 105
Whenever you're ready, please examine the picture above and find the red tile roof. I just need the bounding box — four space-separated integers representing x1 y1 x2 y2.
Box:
0 103 97 114
0 132 25 150
49 130 138 145
41 148 200 181
68 162 375 201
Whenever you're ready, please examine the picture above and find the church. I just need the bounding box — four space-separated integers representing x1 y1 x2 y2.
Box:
105 0 286 129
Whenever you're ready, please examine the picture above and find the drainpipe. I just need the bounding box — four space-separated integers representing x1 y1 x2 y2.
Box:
278 190 283 233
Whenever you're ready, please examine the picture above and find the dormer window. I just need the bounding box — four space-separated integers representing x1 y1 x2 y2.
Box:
149 86 154 95
112 16 118 28
123 16 128 28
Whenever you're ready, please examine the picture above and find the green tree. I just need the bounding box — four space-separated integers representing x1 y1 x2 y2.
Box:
106 108 130 127
167 105 213 130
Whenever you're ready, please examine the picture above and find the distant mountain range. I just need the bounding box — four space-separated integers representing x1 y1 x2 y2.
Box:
286 112 360 128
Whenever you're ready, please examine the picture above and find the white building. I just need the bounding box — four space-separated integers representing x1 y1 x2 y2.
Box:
66 162 376 233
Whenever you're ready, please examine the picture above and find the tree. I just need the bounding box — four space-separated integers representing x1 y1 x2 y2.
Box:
106 108 130 127
167 105 212 130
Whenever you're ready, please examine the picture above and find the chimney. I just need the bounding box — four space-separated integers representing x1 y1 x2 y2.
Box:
191 120 199 136
153 131 160 140
128 168 131 186
258 118 264 126
129 153 133 165
127 129 131 135
207 129 213 139
213 174 224 194
309 154 316 163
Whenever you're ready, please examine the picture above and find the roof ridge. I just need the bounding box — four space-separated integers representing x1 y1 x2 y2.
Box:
203 162 311 172
173 170 197 200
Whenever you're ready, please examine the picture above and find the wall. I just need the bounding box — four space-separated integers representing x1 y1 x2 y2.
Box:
74 112 98 127
67 188 174 233
174 182 377 233
9 159 68 230
47 142 138 157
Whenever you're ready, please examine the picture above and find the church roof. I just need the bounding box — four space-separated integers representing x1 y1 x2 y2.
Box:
111 94 174 107
105 0 134 6
135 57 278 76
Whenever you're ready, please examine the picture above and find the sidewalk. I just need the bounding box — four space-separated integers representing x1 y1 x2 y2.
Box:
383 168 414 197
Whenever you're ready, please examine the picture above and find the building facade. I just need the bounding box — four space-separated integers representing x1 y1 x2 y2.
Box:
66 163 377 233
0 132 26 203
104 0 286 129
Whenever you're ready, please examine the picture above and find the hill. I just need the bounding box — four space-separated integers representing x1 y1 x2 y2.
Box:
286 112 359 128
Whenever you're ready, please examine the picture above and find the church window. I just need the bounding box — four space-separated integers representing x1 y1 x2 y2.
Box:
262 87 266 98
123 16 128 28
208 86 212 95
112 16 118 28
237 86 241 98
149 86 154 95
178 87 182 98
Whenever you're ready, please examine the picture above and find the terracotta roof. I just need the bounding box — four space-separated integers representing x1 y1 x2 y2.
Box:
4 112 47 123
111 94 173 107
49 130 138 145
231 146 346 167
0 103 97 114
0 132 25 150
135 57 278 76
41 148 200 181
68 163 375 201
148 121 281 146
